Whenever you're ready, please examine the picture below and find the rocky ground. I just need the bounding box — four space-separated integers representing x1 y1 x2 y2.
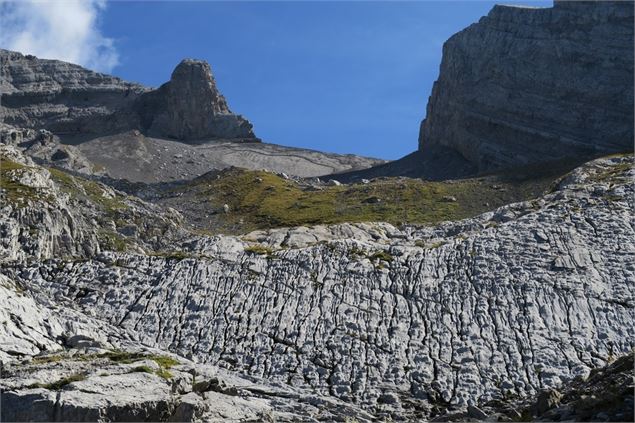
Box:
71 130 386 181
1 140 633 421
1 2 633 421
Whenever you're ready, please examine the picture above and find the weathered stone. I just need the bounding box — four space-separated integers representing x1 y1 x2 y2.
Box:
144 59 255 141
0 50 257 143
66 334 103 349
467 405 488 420
418 1 634 174
535 389 562 415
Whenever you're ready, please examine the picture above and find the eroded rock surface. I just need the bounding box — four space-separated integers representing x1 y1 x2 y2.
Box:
1 144 633 420
418 1 634 173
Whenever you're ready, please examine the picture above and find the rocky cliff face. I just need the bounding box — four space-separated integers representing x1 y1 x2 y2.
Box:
0 50 146 135
418 1 634 173
1 141 633 420
144 59 254 140
0 50 256 142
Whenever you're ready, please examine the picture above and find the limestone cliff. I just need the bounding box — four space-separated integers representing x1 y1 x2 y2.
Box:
0 50 256 142
418 1 634 173
137 59 255 141
0 49 146 135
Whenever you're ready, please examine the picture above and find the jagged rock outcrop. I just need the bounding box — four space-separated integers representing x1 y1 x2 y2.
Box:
0 144 185 262
0 50 256 142
142 59 254 141
0 123 98 175
1 142 633 420
418 1 634 173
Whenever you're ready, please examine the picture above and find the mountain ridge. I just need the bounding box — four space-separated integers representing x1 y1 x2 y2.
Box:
0 49 256 142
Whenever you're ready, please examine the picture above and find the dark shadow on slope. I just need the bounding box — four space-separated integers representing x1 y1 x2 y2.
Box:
332 146 477 182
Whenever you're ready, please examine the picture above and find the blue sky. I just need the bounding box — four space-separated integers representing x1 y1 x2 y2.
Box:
4 1 552 159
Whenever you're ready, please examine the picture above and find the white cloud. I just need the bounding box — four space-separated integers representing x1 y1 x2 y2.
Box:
0 0 118 73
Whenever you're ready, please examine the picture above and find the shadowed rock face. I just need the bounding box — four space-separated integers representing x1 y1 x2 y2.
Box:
0 50 257 142
144 59 255 141
419 0 634 173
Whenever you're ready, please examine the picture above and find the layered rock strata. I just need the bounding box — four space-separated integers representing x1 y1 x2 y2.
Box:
418 1 634 173
0 50 256 141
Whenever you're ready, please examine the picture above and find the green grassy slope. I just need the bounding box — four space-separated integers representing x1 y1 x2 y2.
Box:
163 166 563 234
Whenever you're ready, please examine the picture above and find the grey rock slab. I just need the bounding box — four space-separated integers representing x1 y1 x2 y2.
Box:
0 147 633 420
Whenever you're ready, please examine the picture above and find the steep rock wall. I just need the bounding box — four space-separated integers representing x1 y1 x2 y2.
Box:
140 59 255 140
418 1 634 173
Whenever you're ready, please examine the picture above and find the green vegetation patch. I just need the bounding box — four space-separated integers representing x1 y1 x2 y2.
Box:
369 250 393 262
155 368 173 380
176 166 559 234
30 350 180 383
0 158 47 207
149 251 191 261
149 355 179 369
98 350 178 379
97 229 130 252
31 354 66 365
93 350 178 367
48 167 128 214
28 373 86 390
124 357 176 380
128 365 155 374
244 244 276 257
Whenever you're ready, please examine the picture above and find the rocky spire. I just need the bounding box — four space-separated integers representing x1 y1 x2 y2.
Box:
145 59 256 141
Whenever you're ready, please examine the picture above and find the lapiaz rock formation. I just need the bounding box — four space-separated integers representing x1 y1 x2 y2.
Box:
0 51 256 142
0 0 634 422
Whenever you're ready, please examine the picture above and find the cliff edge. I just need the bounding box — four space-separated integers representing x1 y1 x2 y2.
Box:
418 0 634 173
